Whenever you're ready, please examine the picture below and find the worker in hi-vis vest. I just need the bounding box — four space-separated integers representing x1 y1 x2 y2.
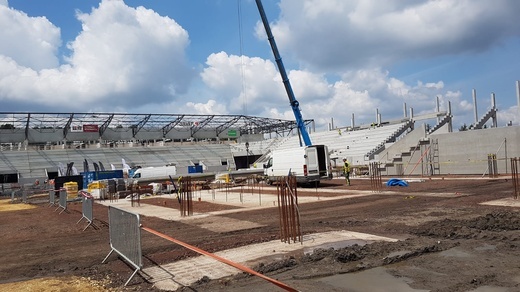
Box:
343 158 351 186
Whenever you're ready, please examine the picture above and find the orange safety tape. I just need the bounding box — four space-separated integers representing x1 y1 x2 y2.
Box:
141 226 298 292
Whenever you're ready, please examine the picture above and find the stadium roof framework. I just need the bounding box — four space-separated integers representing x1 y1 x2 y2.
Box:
0 112 313 144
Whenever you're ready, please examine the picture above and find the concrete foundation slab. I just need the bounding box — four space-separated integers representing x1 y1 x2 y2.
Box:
142 230 397 291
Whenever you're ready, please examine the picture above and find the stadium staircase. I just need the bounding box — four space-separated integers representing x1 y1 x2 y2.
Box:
365 120 414 160
427 114 453 135
471 107 497 130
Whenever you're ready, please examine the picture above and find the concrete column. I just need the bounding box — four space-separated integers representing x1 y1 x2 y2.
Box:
409 107 414 120
491 92 497 128
375 109 379 125
436 95 441 123
448 101 453 132
516 80 520 125
403 103 407 118
351 113 355 129
472 89 478 124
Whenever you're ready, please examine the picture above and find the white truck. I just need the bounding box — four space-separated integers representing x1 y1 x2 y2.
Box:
130 165 177 180
263 144 332 186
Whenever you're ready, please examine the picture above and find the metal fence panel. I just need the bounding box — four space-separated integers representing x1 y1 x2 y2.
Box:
103 206 142 286
55 188 68 214
21 188 28 203
77 192 95 230
48 189 56 206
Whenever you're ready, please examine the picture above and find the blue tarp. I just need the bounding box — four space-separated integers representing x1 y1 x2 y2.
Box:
386 178 409 187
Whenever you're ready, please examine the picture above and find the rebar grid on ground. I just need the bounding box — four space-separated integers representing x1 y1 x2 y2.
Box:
512 158 519 199
130 185 140 207
179 176 193 217
277 176 302 244
488 154 499 178
370 162 383 193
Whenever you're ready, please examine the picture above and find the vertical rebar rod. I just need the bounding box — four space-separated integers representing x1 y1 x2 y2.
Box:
512 158 519 199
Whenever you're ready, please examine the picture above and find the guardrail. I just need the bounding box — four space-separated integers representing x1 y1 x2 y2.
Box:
77 191 97 231
102 206 142 286
54 188 69 214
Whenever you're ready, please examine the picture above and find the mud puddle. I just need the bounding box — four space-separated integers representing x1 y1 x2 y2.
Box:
316 266 429 292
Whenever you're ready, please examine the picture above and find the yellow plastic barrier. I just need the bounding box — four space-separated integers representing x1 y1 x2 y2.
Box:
63 181 78 199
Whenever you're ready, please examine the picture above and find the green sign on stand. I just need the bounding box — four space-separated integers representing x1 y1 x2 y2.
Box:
227 129 237 137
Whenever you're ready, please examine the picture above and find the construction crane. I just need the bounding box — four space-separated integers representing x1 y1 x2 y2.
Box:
254 0 312 147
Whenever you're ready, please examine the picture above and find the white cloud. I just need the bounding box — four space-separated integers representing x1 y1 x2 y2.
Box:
184 99 227 115
0 0 193 111
200 52 458 128
201 51 286 114
270 0 520 71
499 106 519 126
202 52 333 120
0 2 61 69
0 0 516 132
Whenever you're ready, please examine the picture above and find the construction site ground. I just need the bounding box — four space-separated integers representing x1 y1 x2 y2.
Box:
1 175 520 292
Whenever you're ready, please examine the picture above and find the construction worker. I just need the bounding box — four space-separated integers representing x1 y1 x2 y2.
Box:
343 158 351 186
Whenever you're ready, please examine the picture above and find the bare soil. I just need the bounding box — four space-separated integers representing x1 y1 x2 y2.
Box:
1 176 519 291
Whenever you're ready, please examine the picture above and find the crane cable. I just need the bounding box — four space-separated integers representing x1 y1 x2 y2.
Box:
237 0 247 116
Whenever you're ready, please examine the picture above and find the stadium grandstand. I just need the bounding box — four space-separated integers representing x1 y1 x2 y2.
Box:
1 90 519 189
0 112 313 184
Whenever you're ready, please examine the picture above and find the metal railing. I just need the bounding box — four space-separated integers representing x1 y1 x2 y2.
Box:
77 191 96 231
102 206 142 286
48 189 56 206
54 188 68 214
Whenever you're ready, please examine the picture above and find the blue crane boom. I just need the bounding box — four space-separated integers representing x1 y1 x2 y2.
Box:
254 0 313 147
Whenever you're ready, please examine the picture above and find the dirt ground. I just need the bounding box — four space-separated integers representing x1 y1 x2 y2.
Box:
1 175 519 291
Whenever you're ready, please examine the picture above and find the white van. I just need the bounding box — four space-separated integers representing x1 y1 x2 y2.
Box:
131 166 177 180
264 144 331 186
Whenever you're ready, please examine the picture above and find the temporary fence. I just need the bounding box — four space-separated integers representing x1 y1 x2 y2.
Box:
277 175 302 244
103 206 142 286
21 187 28 203
10 189 22 203
77 191 97 231
512 158 519 199
48 189 56 206
54 188 69 214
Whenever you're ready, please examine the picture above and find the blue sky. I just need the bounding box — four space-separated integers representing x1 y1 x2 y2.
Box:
1 0 519 131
